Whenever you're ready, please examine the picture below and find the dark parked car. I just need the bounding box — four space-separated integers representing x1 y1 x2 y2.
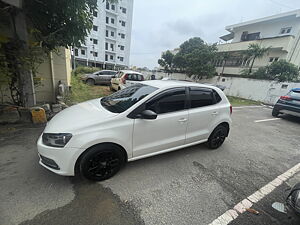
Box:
272 88 300 117
81 70 117 85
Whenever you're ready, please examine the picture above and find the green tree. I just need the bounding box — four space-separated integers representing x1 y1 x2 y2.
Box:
245 43 270 75
174 37 217 79
252 60 299 82
158 50 175 75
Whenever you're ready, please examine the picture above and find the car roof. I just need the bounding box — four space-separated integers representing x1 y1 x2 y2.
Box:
120 70 143 75
142 80 219 90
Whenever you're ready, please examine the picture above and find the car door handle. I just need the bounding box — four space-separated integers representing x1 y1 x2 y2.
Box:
212 112 219 116
178 118 187 123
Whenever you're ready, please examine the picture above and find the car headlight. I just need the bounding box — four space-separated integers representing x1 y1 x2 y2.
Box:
42 133 72 148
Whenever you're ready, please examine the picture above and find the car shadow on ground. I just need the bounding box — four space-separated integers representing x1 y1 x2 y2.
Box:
280 114 300 124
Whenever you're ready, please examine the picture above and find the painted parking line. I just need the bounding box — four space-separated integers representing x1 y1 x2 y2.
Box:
233 106 263 109
208 163 300 225
254 118 281 123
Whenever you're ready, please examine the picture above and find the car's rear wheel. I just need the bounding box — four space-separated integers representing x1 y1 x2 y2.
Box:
80 144 125 181
207 125 228 149
86 79 95 86
272 108 279 117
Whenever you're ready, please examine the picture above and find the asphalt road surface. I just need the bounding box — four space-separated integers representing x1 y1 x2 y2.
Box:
0 106 299 225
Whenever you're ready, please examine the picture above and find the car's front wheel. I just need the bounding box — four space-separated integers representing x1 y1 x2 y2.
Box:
80 144 125 181
86 79 95 86
207 125 228 149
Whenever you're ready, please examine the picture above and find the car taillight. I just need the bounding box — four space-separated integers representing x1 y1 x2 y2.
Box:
230 105 232 115
280 95 292 101
121 74 128 84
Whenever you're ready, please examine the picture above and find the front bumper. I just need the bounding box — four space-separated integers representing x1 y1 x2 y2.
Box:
37 136 83 176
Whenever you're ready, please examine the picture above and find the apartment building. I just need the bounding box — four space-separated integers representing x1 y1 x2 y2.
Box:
216 10 300 76
74 0 134 69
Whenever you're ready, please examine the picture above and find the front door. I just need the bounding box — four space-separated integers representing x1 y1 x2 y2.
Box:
132 88 188 157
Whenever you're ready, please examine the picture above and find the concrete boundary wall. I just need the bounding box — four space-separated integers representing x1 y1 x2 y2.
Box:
142 71 300 105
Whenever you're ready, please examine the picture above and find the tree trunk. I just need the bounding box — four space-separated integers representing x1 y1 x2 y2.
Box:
14 9 36 107
248 57 256 75
221 60 226 76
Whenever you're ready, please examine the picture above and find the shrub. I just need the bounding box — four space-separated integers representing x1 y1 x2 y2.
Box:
72 66 98 76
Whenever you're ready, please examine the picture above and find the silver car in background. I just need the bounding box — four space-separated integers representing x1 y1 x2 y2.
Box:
81 70 117 85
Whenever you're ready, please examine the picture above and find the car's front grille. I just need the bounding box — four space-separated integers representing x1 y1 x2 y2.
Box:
40 155 60 170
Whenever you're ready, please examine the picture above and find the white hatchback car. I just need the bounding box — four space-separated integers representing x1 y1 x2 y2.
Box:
37 81 232 181
110 70 144 91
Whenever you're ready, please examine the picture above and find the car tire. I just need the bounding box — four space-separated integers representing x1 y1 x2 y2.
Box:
272 109 279 117
207 125 228 149
118 86 121 91
80 144 125 181
86 79 95 86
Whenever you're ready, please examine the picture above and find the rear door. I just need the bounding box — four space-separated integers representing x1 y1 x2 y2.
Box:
132 88 188 157
185 87 222 144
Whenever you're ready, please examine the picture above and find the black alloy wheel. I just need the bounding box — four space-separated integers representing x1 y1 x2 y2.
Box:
207 125 227 149
80 145 125 181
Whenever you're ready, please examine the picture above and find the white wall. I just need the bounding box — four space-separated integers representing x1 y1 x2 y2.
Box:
231 16 300 43
142 71 300 105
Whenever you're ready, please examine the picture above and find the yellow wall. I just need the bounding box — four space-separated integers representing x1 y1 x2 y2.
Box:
35 47 72 103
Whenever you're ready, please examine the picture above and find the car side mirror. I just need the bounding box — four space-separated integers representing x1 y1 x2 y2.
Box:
137 110 157 120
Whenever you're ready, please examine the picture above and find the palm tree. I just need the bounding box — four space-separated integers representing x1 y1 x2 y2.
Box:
220 52 230 76
245 43 270 75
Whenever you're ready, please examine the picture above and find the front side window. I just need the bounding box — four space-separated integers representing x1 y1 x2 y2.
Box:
101 84 158 113
146 88 186 114
189 87 216 108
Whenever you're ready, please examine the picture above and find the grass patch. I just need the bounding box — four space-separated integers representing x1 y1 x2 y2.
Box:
227 96 261 106
65 76 112 105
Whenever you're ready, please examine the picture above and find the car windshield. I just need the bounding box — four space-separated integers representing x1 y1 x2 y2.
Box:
101 84 158 113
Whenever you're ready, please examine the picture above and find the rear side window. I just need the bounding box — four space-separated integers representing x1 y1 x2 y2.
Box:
147 88 186 114
189 87 217 108
289 90 300 98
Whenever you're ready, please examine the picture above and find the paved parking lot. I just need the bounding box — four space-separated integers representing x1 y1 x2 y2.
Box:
0 106 299 225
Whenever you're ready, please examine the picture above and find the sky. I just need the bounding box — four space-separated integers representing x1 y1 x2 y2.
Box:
129 0 300 69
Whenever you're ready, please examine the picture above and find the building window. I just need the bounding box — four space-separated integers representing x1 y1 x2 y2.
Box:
93 25 98 31
81 49 85 55
93 11 98 17
106 2 109 10
119 20 126 27
119 45 125 50
111 31 115 37
110 43 114 51
110 55 114 60
111 18 115 24
106 30 109 37
119 33 125 39
93 39 98 45
105 42 108 50
75 49 78 56
120 7 127 14
93 52 98 57
105 54 108 61
280 27 292 34
111 4 115 10
119 56 124 62
106 17 109 24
